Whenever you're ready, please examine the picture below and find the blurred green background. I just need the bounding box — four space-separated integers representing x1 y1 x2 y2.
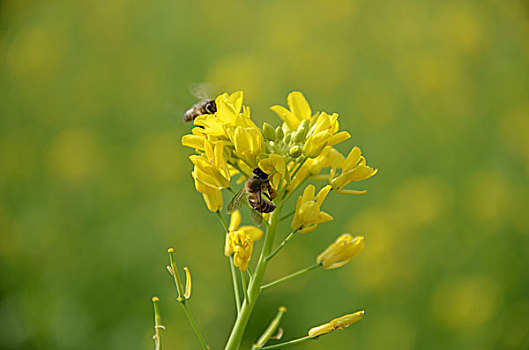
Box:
1 0 529 349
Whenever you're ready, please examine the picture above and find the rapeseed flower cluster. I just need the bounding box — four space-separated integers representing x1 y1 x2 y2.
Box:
160 91 377 350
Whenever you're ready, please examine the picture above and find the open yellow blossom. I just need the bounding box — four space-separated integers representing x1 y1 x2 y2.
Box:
258 154 286 189
330 146 378 192
270 91 313 131
224 210 263 270
317 234 365 269
308 310 365 338
190 140 231 212
193 91 245 137
303 112 350 158
291 185 333 234
288 147 345 191
232 125 263 168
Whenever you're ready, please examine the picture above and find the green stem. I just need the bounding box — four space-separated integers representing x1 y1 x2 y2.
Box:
152 297 164 350
216 212 242 315
289 157 307 180
168 251 209 349
257 336 312 349
261 263 321 291
240 269 249 302
230 257 241 314
180 301 209 350
224 201 283 350
279 210 295 222
283 177 309 202
266 231 297 261
253 306 287 349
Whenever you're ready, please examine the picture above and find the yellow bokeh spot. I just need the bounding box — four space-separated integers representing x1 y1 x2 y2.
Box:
464 170 512 224
431 275 499 331
48 129 102 182
132 131 183 183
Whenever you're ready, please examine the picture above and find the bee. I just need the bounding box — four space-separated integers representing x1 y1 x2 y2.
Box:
227 168 277 225
183 83 217 122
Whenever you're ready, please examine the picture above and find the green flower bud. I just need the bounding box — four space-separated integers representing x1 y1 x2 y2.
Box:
262 122 276 141
275 126 284 140
284 132 292 144
263 141 271 153
294 119 310 142
289 145 302 158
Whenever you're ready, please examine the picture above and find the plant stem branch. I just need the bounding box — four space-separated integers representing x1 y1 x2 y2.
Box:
152 297 164 350
279 211 295 222
266 231 297 261
257 336 312 349
261 263 321 291
180 300 210 350
253 306 287 349
229 257 241 315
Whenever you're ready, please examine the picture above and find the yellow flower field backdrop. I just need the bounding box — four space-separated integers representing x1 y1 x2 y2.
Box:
1 0 528 349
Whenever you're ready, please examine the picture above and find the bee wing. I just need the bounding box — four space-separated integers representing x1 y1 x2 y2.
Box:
227 188 246 214
189 83 216 100
249 188 263 226
250 208 263 226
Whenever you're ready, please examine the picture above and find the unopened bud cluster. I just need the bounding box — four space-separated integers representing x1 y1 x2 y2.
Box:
262 119 308 159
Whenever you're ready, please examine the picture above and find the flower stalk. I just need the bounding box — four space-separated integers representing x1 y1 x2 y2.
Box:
253 306 287 349
261 263 321 291
167 249 209 350
152 297 164 350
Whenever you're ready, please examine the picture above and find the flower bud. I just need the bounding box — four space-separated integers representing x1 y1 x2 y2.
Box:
289 145 302 158
294 119 309 142
308 310 365 338
317 234 365 269
275 126 284 140
262 122 276 141
284 132 292 144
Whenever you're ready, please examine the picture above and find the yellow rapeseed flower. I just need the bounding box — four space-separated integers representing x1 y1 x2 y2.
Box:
308 310 365 338
232 125 263 168
288 146 344 191
303 112 350 158
317 234 365 269
224 211 263 270
291 185 333 234
270 91 313 131
258 154 286 189
330 146 377 193
190 140 231 212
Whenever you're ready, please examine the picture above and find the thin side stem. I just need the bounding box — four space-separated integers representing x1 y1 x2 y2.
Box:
261 263 321 291
230 257 241 314
266 231 297 261
257 336 312 349
180 301 209 350
253 306 287 349
289 157 307 180
217 212 242 315
240 269 249 301
152 297 164 350
283 177 309 202
279 210 295 222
